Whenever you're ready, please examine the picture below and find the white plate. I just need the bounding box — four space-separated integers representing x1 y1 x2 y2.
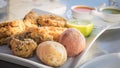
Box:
96 28 120 53
0 9 113 68
80 53 120 68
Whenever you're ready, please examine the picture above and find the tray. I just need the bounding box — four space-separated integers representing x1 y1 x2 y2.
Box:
0 9 119 68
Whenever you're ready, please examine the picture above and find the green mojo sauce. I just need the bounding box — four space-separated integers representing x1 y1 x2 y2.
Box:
102 8 120 14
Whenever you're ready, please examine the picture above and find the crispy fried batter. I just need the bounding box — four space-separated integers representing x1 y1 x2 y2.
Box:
23 11 38 27
10 38 37 58
0 37 11 45
0 11 68 59
24 12 67 27
37 14 66 27
13 26 67 44
0 20 25 45
27 26 67 44
0 20 25 38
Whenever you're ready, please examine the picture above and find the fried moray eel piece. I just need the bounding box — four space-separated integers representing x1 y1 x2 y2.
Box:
0 37 11 45
37 14 67 27
13 27 67 44
10 38 37 58
26 27 67 44
23 11 38 27
0 20 25 45
0 20 25 38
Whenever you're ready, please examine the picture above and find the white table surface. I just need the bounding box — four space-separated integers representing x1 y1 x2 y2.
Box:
9 0 66 20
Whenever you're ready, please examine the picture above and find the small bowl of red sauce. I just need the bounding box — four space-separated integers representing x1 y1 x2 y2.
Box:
71 5 95 20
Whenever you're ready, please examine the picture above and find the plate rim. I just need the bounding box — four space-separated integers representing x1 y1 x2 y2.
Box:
0 53 52 68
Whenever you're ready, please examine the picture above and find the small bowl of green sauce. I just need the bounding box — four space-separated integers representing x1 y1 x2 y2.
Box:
92 7 120 22
102 8 120 14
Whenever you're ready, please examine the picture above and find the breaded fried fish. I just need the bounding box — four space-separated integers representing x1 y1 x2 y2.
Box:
24 11 67 27
0 20 25 38
13 26 67 44
27 26 67 44
37 14 66 27
23 11 38 27
10 38 37 58
0 20 25 45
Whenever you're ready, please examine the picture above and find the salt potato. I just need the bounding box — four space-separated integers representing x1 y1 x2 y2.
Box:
58 28 86 57
36 41 67 67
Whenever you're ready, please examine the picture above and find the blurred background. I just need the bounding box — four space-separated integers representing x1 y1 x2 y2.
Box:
0 0 119 21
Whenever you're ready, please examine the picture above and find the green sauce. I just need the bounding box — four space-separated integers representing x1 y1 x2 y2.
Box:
102 8 120 14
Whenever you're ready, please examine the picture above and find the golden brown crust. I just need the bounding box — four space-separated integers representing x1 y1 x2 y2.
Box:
0 20 25 38
37 14 66 27
23 11 38 28
23 12 67 27
12 26 67 44
10 38 37 58
0 37 11 45
0 20 26 45
26 26 67 44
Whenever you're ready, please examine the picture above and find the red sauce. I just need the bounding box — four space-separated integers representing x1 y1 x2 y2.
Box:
74 7 94 12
